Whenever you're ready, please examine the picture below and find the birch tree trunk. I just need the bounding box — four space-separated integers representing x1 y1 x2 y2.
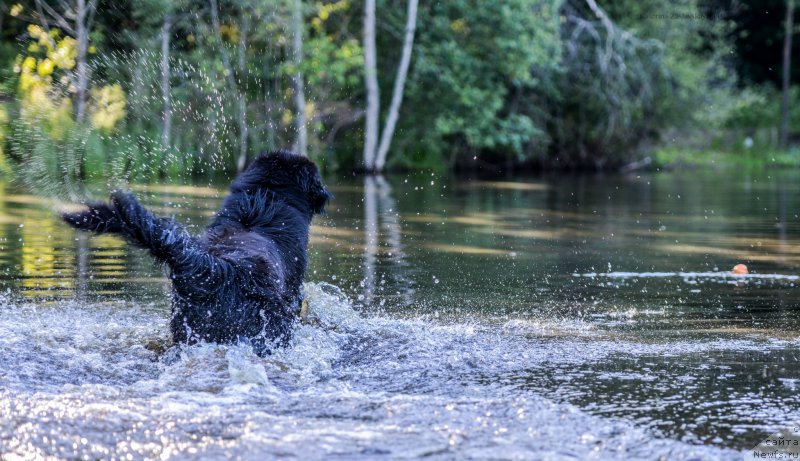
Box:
374 0 418 172
238 10 249 70
236 12 251 170
363 0 379 172
236 97 248 171
780 0 794 149
292 0 308 157
160 12 173 151
74 0 90 124
209 0 249 171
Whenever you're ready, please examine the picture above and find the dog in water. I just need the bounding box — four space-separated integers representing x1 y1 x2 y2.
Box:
62 151 331 356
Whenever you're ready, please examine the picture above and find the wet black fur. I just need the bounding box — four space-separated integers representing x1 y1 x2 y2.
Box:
62 151 331 355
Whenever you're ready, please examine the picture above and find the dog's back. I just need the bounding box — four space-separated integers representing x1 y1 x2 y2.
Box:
62 151 330 355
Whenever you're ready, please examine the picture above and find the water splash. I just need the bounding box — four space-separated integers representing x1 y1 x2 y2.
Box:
0 283 755 459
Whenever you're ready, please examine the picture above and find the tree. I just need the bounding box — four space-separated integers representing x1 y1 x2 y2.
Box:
362 0 379 171
33 0 99 124
362 0 418 173
545 0 731 168
292 0 308 157
396 0 561 168
0 3 7 37
556 0 674 167
0 0 751 175
780 0 795 149
209 0 249 171
160 8 173 151
373 0 418 172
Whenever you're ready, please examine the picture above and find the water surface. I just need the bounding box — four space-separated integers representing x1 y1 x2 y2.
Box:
1 170 799 459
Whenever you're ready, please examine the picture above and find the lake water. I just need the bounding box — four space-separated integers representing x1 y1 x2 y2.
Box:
1 170 799 460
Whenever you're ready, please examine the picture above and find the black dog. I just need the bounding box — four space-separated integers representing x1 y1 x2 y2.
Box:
62 151 330 355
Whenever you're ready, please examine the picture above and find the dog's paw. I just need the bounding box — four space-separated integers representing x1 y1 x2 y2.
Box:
61 202 121 233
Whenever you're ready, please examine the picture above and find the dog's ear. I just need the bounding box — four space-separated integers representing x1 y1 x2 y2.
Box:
301 164 331 215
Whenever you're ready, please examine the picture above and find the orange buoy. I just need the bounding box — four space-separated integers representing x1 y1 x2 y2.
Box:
732 264 748 275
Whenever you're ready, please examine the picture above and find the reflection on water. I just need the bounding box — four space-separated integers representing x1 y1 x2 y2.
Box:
362 176 414 307
0 170 799 458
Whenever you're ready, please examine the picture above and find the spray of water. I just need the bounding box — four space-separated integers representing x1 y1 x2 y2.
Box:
0 283 751 459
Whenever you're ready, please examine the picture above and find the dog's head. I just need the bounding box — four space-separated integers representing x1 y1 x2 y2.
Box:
232 150 331 215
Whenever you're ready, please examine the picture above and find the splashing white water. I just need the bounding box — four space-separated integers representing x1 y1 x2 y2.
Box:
0 284 754 459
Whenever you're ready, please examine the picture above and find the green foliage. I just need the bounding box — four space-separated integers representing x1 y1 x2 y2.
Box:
0 0 793 177
7 24 128 193
394 0 561 164
0 105 9 176
545 0 732 168
722 85 800 130
303 1 363 89
653 146 800 169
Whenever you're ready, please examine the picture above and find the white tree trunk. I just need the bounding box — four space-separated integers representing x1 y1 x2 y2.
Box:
236 97 248 171
293 0 308 157
160 12 173 151
363 0 379 171
780 0 794 149
74 0 89 125
374 0 418 172
209 0 249 171
236 12 250 170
